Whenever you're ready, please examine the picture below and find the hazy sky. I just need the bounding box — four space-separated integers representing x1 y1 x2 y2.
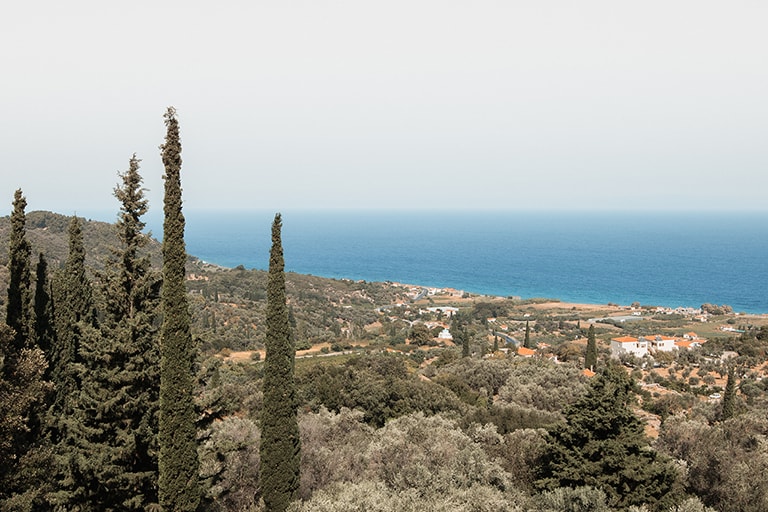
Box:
2 1 766 216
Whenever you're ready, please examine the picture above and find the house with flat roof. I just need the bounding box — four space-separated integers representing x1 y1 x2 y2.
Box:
647 335 677 352
610 336 648 358
611 334 687 358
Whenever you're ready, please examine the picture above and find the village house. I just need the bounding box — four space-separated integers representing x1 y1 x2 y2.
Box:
611 333 708 358
610 336 649 358
647 335 677 352
517 347 536 358
610 334 680 358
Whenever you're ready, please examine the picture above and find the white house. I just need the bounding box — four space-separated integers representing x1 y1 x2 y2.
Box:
610 336 649 358
611 334 683 359
437 328 453 340
647 335 677 352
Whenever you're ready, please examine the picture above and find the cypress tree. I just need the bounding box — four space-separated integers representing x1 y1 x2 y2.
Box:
461 327 470 358
584 323 597 371
33 253 56 365
524 320 532 349
50 216 94 416
6 188 33 354
260 213 301 512
158 107 201 511
721 366 737 420
1 191 52 508
48 216 101 509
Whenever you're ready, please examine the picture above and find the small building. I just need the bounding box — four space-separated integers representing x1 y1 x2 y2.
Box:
437 328 453 340
675 339 701 350
517 347 536 358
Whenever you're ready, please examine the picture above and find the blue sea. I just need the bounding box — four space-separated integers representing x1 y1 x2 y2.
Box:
144 210 768 314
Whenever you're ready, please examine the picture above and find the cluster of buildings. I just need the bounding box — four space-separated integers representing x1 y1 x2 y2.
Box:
610 332 704 359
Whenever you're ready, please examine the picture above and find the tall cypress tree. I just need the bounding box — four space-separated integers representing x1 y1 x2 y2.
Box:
6 188 32 354
158 107 201 511
33 253 56 365
1 190 51 509
524 320 532 349
584 323 597 371
721 366 737 420
260 213 301 512
50 216 94 416
48 216 101 509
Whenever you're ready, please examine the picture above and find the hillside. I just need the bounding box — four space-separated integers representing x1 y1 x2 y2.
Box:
5 210 768 510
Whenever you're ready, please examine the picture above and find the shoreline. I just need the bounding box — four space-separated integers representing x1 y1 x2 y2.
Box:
396 282 768 318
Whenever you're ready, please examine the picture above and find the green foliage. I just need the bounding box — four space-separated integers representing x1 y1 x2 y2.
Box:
33 253 55 364
199 416 261 511
0 324 51 506
659 412 768 512
720 366 737 420
497 359 588 414
297 407 373 498
534 486 611 512
524 320 533 349
50 216 95 420
58 154 163 510
158 106 201 511
585 323 597 370
472 301 509 321
6 189 32 353
298 354 465 427
408 322 434 346
287 480 521 512
537 364 682 510
366 412 510 493
260 214 301 512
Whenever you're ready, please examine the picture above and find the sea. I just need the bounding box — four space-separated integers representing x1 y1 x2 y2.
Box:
139 210 768 315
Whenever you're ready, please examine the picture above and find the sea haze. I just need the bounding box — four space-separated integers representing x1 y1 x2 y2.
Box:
145 210 768 314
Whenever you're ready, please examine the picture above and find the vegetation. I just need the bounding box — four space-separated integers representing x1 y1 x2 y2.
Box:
260 214 301 512
537 364 681 510
159 106 201 511
3 110 768 511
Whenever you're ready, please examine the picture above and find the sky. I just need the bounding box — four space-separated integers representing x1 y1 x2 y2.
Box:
1 1 767 218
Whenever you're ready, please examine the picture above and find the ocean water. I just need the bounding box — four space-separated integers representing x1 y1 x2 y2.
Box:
145 210 768 314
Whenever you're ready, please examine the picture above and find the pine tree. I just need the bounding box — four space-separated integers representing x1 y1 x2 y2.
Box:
62 155 162 510
721 366 737 420
6 188 33 354
158 107 201 511
260 213 301 512
537 364 680 509
584 323 597 371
